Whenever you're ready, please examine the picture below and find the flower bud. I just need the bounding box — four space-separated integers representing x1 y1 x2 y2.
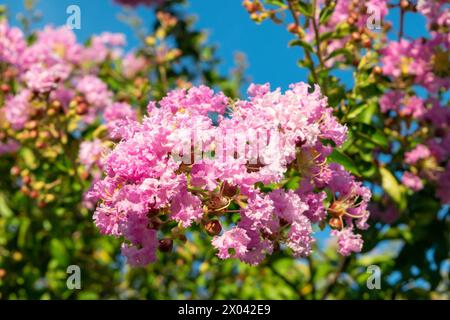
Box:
76 103 88 115
29 190 39 199
0 84 10 93
22 175 31 185
204 220 222 236
287 23 301 34
351 32 361 42
329 217 342 229
222 182 238 198
10 166 20 176
158 238 173 252
373 66 382 75
400 0 409 10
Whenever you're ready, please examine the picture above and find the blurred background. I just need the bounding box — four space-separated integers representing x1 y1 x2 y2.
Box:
0 0 448 299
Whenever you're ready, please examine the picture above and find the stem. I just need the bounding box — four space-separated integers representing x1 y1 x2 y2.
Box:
311 0 328 94
287 0 320 84
307 256 316 299
399 8 405 40
268 264 305 300
321 256 349 299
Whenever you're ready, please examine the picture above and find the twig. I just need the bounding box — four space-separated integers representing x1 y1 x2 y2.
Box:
268 264 305 300
321 256 349 300
287 0 320 84
399 8 405 40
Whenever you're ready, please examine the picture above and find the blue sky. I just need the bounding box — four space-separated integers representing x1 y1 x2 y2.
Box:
5 0 428 90
5 0 307 89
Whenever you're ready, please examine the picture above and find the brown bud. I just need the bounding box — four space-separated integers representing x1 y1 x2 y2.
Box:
29 190 39 199
0 84 10 93
329 217 343 229
148 217 163 229
20 186 29 195
400 0 409 10
29 130 38 139
287 23 300 34
22 175 31 185
204 220 222 236
158 238 173 252
10 166 20 176
51 100 62 109
222 182 238 198
362 38 372 49
347 16 356 25
47 108 56 116
351 32 361 41
38 201 47 208
25 120 38 130
76 103 88 115
35 141 46 149
373 66 382 75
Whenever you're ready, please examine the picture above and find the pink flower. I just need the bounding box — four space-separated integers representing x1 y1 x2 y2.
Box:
212 227 251 260
286 215 314 257
331 228 363 256
89 83 369 266
76 75 112 107
404 144 431 165
170 189 203 228
402 172 424 191
4 90 31 130
0 139 20 155
0 20 26 65
121 221 158 267
400 96 426 118
122 53 147 78
24 63 71 93
79 139 105 171
437 163 450 205
104 102 137 138
269 189 309 223
379 91 404 113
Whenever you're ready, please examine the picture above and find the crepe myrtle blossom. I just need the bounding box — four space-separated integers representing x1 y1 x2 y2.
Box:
402 171 424 192
0 20 26 66
89 83 371 266
302 0 389 67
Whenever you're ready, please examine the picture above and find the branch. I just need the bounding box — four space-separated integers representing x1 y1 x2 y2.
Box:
287 0 320 85
268 264 305 300
320 256 350 300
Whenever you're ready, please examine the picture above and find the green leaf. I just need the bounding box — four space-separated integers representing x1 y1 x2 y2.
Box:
0 192 13 217
50 239 69 267
285 176 300 190
21 148 38 170
18 217 31 248
325 48 353 62
296 1 312 17
289 39 314 53
328 149 361 176
319 6 334 24
264 0 286 7
380 167 407 210
352 123 388 149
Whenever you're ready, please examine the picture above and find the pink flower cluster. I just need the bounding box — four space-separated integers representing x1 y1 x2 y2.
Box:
380 36 449 93
89 83 371 266
0 20 140 153
305 0 389 67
